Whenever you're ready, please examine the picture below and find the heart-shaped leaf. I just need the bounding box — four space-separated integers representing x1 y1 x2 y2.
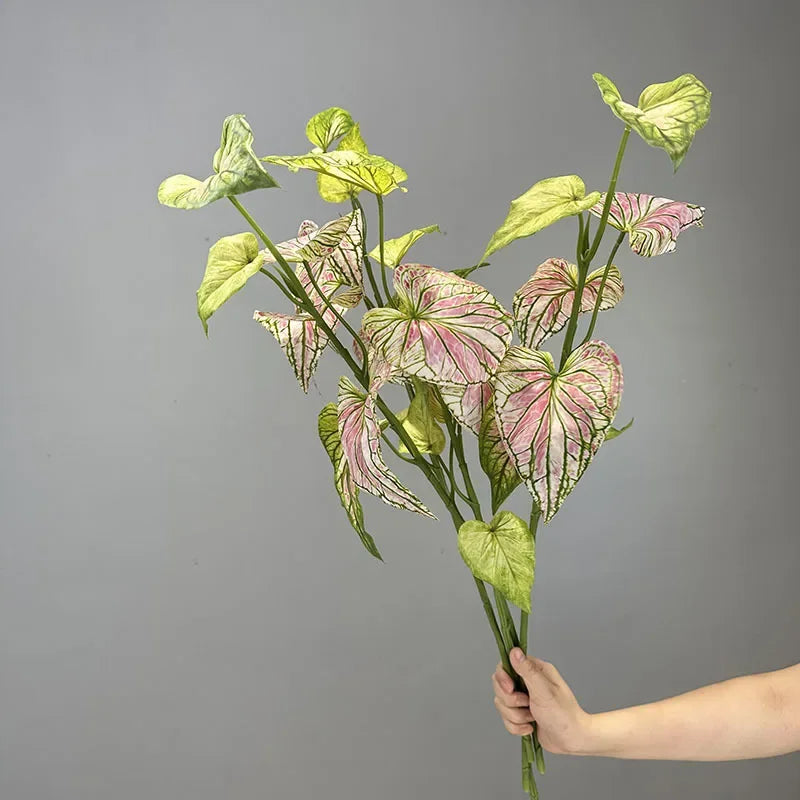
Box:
588 192 704 257
196 233 265 335
458 511 534 612
483 176 601 260
264 149 408 196
337 376 436 518
478 397 522 514
361 264 513 387
437 381 493 435
513 257 624 348
368 225 442 268
318 403 382 560
593 73 711 171
396 380 446 455
306 107 355 151
318 124 370 203
494 341 623 523
158 115 279 209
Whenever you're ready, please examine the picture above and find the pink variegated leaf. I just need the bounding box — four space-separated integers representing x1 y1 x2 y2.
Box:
589 192 704 257
478 396 522 514
513 258 624 348
494 341 623 523
361 264 513 387
437 381 493 435
261 219 319 263
337 377 436 519
297 207 364 288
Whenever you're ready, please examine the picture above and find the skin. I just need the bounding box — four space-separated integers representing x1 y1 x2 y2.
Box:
493 648 800 760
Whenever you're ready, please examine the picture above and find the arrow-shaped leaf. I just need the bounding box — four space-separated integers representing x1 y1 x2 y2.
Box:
368 225 442 268
306 107 355 151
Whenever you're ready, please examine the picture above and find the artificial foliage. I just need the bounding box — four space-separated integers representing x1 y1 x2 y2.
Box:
158 71 711 798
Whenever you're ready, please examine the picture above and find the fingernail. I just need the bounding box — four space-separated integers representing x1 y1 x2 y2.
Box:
511 648 524 664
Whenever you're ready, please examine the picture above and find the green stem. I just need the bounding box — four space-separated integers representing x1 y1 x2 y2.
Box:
580 230 625 346
351 196 384 306
376 194 393 302
559 219 591 370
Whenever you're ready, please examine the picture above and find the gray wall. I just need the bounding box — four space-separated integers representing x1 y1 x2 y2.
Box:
1 1 798 798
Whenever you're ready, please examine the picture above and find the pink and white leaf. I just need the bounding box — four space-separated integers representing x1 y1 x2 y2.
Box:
589 192 704 257
297 207 364 288
513 258 624 348
261 220 319 263
493 341 623 523
437 381 493 435
337 377 436 519
361 264 513 387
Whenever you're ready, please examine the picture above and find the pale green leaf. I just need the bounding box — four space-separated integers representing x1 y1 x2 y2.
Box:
396 380 446 455
318 124 370 203
306 107 355 151
605 416 634 440
458 511 534 612
368 225 442 268
197 233 264 335
593 73 711 171
483 176 601 260
158 114 279 209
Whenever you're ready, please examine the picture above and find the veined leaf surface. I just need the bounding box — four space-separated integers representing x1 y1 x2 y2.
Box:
306 107 355 151
368 225 442 268
478 397 522 514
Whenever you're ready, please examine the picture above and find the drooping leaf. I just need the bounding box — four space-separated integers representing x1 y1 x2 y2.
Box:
361 264 513 387
483 176 601 260
513 257 624 348
318 403 382 560
593 73 711 171
458 511 534 612
337 376 436 518
296 208 364 287
158 115 279 209
306 107 355 151
493 341 623 523
318 124 370 203
368 225 442 268
196 233 265 335
589 192 705 257
437 381 493 435
396 380 446 455
264 149 408 196
605 416 634 440
479 397 522 514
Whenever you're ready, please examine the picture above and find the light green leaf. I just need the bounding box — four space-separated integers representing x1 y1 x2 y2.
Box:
593 73 711 171
264 149 408 196
197 232 264 335
483 176 601 260
318 124 370 203
458 511 534 612
396 380 446 455
368 225 442 268
306 107 355 151
158 114 279 209
318 403 382 561
605 416 634 440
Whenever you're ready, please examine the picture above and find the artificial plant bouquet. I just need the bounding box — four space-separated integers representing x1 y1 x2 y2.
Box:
157 71 711 798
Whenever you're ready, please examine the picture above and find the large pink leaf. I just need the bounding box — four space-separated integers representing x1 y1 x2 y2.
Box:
493 341 623 523
361 264 513 387
589 192 704 257
437 381 493 435
513 258 624 348
337 376 436 519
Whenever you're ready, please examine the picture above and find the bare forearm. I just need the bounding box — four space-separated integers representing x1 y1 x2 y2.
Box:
578 664 800 761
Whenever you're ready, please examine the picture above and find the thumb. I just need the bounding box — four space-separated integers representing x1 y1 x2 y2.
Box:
510 648 549 698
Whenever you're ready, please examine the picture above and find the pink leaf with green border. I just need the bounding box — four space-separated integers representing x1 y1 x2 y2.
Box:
361 264 513 387
337 376 436 519
478 396 522 514
589 192 704 257
437 381 493 435
493 341 623 523
513 257 624 348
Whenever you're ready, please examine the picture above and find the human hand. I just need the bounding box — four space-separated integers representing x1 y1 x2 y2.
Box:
492 647 593 755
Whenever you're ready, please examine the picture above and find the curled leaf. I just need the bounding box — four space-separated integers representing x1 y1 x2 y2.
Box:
158 115 278 209
368 225 442 268
318 124 370 203
396 380 446 455
306 107 355 151
605 416 634 440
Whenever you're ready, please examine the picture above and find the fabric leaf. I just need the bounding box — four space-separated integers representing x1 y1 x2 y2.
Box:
479 398 522 514
458 511 534 612
396 380 446 455
318 124 370 203
513 257 624 348
368 225 442 268
337 377 436 518
593 73 711 171
589 192 705 257
437 381 493 435
494 341 623 523
296 208 364 288
158 115 279 209
306 107 355 151
318 403 382 561
483 176 601 260
361 264 513 387
196 233 264 335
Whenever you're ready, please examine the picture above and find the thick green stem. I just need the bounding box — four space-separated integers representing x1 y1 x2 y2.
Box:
376 194 393 302
580 230 625 346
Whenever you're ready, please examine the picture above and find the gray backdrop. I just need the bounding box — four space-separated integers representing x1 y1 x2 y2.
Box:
1 0 798 798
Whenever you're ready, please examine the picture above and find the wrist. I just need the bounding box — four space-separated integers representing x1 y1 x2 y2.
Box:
568 711 611 756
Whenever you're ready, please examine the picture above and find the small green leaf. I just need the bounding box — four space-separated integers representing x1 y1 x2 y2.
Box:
458 511 534 612
318 124 370 203
396 380 446 455
306 107 355 151
483 176 601 260
593 73 711 171
318 403 383 561
197 233 264 335
368 225 442 268
478 398 521 513
158 115 279 209
605 416 634 440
